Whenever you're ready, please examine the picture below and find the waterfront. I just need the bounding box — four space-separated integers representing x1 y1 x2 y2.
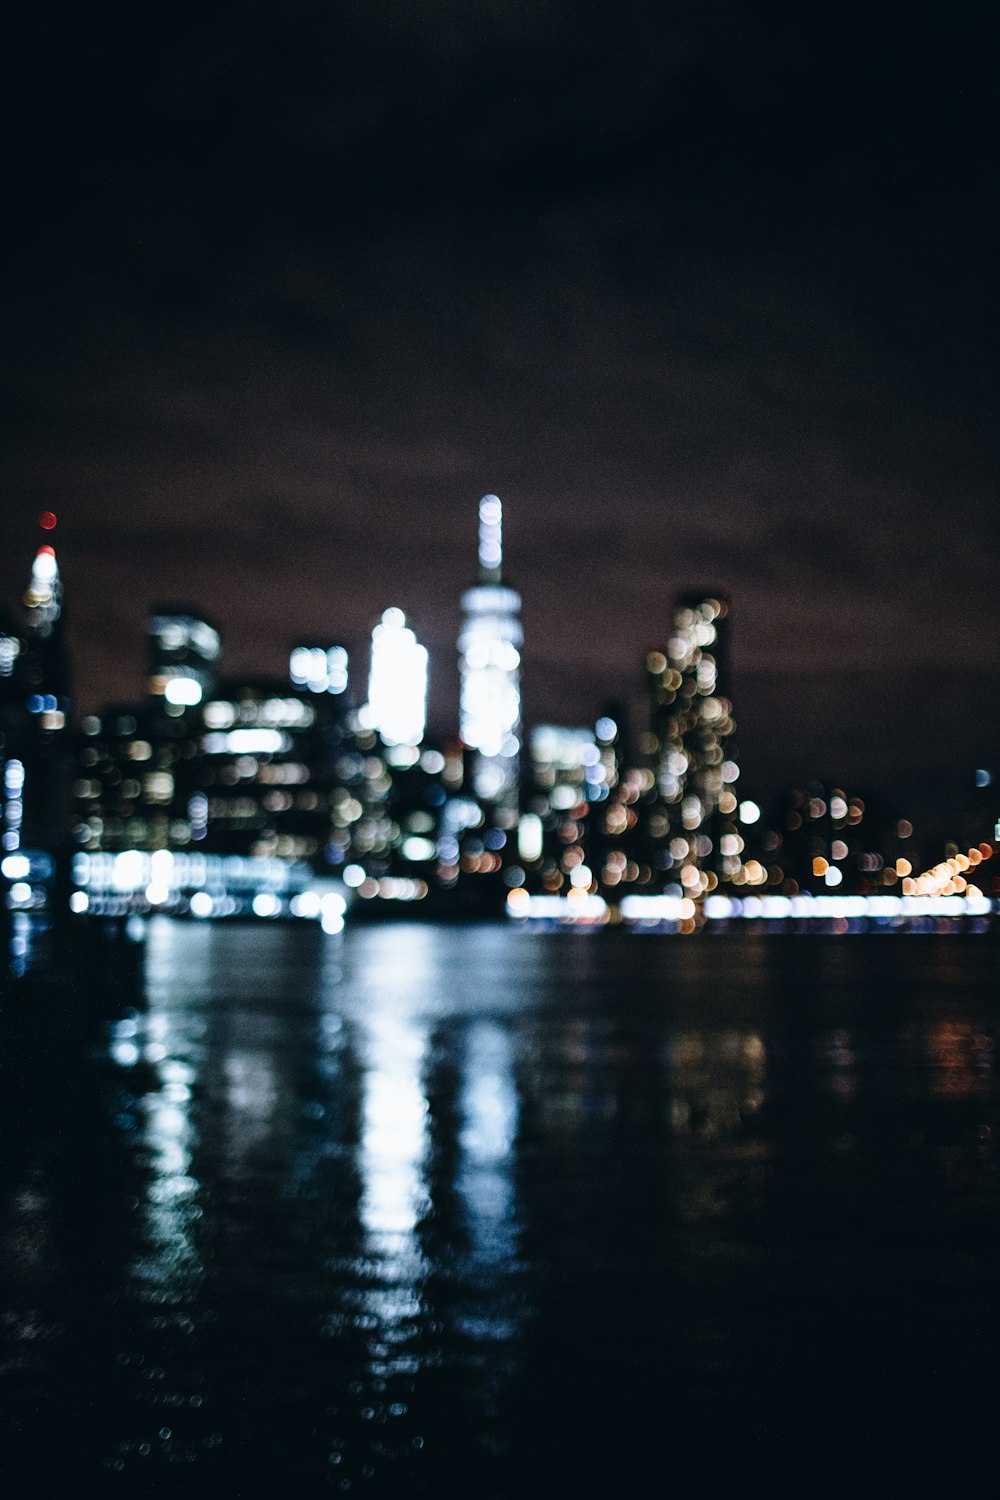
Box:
3 923 1000 1491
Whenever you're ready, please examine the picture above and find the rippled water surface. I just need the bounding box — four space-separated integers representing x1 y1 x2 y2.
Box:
3 923 1000 1491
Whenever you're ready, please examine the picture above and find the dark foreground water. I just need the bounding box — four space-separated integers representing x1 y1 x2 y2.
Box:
2 922 1000 1493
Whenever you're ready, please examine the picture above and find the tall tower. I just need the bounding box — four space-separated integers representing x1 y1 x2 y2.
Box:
646 592 736 895
18 522 74 850
458 494 522 825
2 518 75 971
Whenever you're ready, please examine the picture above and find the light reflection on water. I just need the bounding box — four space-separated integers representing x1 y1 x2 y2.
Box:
3 923 1000 1489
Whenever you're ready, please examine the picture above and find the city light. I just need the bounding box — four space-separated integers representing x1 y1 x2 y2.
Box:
364 608 428 747
459 496 522 812
2 498 998 942
290 645 348 695
164 676 203 706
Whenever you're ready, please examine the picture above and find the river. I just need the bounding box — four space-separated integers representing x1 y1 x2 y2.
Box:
2 921 999 1491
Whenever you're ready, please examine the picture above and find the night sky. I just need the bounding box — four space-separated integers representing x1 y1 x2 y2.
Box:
2 2 998 801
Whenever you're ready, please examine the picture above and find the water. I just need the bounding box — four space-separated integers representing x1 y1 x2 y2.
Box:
2 922 1000 1491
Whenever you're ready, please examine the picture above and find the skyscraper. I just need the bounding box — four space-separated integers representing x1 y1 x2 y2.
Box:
0 521 75 967
363 609 428 748
18 528 74 850
645 592 737 896
458 495 522 826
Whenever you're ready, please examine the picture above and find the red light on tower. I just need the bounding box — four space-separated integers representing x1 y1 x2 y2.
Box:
39 511 57 531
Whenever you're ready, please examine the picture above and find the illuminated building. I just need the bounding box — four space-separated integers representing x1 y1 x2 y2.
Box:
644 592 735 896
0 608 22 687
74 693 212 854
290 642 349 698
362 608 428 748
147 606 221 707
17 529 74 850
0 608 27 902
516 725 603 895
72 605 221 856
458 495 522 826
0 522 75 966
196 681 335 860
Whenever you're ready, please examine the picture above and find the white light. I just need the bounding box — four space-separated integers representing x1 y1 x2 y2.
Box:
150 850 174 882
620 895 688 921
290 644 348 694
459 554 522 802
478 493 503 573
145 882 170 905
190 891 214 918
386 743 420 768
32 549 57 581
401 836 437 862
617 892 995 924
9 882 32 905
738 800 761 824
506 893 606 921
69 890 89 914
517 813 543 863
321 891 346 934
569 865 592 888
343 864 366 888
1 854 30 880
824 866 843 887
290 891 321 918
203 729 288 754
366 609 428 747
964 892 992 916
532 724 596 770
113 850 146 891
252 893 280 917
203 701 235 728
164 676 203 706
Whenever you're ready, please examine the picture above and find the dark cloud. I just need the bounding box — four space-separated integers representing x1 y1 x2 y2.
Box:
1 1 997 795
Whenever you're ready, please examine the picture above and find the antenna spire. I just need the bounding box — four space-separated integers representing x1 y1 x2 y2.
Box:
478 494 502 583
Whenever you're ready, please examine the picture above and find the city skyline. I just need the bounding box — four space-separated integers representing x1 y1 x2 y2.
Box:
2 501 995 826
4 499 994 949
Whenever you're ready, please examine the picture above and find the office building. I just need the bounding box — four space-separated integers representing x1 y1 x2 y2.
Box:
362 608 428 749
645 592 736 896
147 606 221 706
458 495 522 826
